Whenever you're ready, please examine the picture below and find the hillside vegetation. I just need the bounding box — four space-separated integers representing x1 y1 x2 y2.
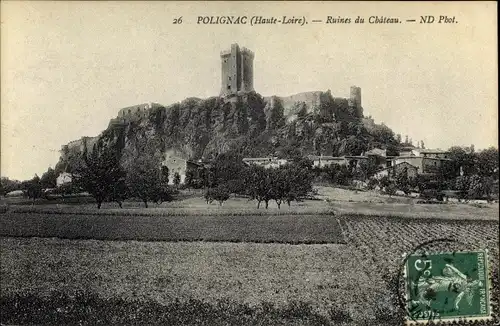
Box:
57 91 398 172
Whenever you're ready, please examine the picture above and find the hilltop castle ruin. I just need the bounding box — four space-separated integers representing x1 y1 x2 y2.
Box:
61 44 364 160
219 43 362 117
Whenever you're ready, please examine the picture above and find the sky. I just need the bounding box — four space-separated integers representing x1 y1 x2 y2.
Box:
1 1 497 180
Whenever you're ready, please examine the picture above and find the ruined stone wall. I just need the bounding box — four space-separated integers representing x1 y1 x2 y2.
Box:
264 91 323 117
117 103 162 122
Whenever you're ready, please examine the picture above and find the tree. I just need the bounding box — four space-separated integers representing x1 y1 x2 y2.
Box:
464 175 495 201
379 176 391 191
447 146 477 177
269 167 287 209
277 145 302 161
108 176 128 208
212 186 231 206
53 182 78 199
24 175 43 205
476 147 499 178
395 167 411 195
40 167 57 189
284 162 314 206
366 177 379 190
204 188 214 204
161 166 170 186
184 168 195 188
173 172 181 188
151 165 173 204
356 159 378 181
370 123 395 145
152 183 173 204
0 177 21 197
125 154 163 208
455 175 470 201
385 183 397 197
467 175 484 200
266 97 285 130
343 135 368 156
325 164 352 186
244 164 272 209
412 175 427 193
210 151 247 193
482 176 496 202
249 163 315 210
73 146 127 209
378 175 398 196
437 160 458 187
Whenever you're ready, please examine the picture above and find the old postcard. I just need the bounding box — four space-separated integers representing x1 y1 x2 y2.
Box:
0 1 498 325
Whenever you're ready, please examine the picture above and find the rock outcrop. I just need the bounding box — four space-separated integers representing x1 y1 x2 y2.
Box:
56 91 396 173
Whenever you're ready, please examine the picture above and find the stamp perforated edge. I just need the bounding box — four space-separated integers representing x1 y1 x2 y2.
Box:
401 249 495 325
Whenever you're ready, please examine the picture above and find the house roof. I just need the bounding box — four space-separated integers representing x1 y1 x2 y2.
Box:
345 156 368 159
394 156 451 161
307 155 345 160
376 161 419 173
412 148 450 154
365 148 387 157
394 156 422 159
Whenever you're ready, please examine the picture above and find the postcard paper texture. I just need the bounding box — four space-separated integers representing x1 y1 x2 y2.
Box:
0 1 498 325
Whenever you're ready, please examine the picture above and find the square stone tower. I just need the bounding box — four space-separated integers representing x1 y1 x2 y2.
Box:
220 44 254 96
348 85 363 116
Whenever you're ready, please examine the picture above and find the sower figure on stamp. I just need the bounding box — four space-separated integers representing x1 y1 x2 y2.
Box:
411 263 484 311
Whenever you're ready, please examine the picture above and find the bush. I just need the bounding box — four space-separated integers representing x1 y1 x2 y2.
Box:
205 186 230 206
419 189 444 201
52 183 79 198
384 183 396 197
367 178 379 190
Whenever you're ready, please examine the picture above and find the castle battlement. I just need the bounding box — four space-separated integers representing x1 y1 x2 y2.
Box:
240 47 254 57
220 50 231 56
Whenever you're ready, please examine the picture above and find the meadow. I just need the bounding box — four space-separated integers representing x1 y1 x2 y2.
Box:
0 211 344 244
1 187 499 325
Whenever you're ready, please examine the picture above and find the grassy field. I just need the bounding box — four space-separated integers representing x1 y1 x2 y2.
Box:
0 237 391 325
1 186 499 325
0 212 344 244
1 215 498 325
4 190 499 221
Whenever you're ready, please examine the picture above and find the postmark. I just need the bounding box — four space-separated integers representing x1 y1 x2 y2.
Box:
402 248 492 325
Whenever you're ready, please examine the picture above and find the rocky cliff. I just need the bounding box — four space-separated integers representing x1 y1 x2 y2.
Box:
56 91 397 173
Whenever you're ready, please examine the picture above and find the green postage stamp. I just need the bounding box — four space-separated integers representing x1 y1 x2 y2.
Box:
404 250 492 324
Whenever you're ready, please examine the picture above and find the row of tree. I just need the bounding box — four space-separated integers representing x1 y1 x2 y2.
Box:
368 166 498 201
1 144 497 205
71 143 186 208
4 141 182 208
186 153 315 208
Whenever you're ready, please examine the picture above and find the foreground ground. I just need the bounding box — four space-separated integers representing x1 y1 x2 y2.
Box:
1 217 498 325
1 187 499 325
